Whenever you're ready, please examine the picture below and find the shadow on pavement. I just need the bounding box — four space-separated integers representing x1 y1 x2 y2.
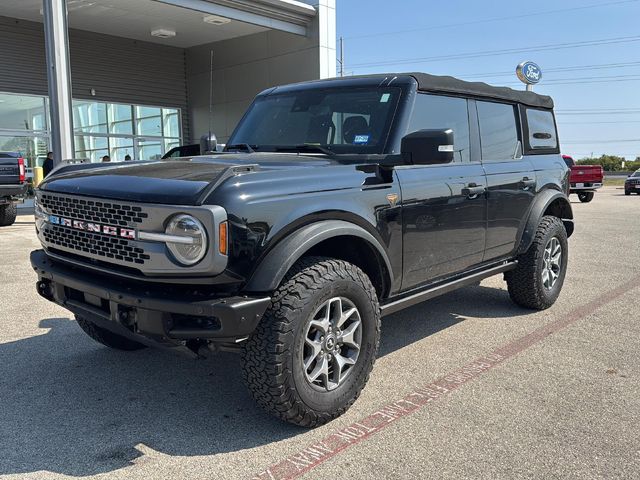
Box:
0 285 526 476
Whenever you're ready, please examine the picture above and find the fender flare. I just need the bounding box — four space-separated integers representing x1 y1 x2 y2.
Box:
517 189 573 255
244 220 394 293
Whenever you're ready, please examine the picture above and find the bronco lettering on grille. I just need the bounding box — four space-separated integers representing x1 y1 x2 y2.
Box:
47 215 136 240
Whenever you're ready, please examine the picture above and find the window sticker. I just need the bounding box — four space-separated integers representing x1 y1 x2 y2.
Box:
380 93 390 103
354 134 370 144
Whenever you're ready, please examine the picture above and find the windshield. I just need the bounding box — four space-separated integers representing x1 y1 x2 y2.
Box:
633 170 640 177
228 87 402 154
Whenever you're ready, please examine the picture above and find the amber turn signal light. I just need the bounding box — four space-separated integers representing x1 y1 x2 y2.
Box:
218 221 228 255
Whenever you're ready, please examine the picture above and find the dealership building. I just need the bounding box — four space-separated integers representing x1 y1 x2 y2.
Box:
0 0 336 166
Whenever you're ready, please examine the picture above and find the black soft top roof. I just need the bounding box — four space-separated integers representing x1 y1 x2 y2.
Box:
408 72 553 109
271 72 554 109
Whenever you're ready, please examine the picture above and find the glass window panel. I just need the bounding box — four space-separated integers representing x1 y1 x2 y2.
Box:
162 109 180 138
477 101 519 161
0 93 47 131
137 117 162 137
73 101 107 134
138 141 162 160
526 108 558 149
110 137 134 161
406 94 470 163
74 135 108 162
136 106 161 119
108 104 133 135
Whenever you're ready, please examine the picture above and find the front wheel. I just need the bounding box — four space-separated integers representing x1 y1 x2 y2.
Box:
625 190 631 196
242 257 380 427
577 191 594 203
505 216 568 310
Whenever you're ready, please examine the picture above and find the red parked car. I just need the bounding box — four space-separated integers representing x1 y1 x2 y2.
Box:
562 155 604 203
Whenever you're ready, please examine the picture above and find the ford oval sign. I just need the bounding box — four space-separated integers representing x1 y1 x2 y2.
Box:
516 61 542 85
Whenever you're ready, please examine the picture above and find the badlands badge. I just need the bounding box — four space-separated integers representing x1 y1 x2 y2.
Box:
47 215 137 240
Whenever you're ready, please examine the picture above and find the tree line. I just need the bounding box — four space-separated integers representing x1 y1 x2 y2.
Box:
576 155 640 172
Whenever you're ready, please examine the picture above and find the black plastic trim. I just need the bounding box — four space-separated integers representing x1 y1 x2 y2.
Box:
244 220 394 293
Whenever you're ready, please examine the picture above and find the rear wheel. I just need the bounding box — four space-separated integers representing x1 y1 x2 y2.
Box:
505 216 568 310
0 203 17 226
577 191 594 203
242 257 380 427
75 315 147 351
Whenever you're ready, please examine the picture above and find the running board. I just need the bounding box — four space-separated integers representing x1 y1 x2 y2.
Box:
381 261 517 317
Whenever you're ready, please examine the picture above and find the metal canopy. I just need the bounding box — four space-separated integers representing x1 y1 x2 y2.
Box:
154 0 316 36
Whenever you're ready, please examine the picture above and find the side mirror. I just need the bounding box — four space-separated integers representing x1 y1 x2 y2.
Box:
401 129 454 165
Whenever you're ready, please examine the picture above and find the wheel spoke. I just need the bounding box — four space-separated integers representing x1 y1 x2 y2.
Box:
309 304 331 334
541 268 550 287
339 320 361 349
308 354 329 384
304 338 323 370
337 307 358 329
328 297 343 328
332 353 356 385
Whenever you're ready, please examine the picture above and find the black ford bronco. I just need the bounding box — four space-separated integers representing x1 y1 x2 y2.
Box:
32 73 573 426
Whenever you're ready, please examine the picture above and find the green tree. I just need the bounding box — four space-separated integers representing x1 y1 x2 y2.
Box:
576 155 626 171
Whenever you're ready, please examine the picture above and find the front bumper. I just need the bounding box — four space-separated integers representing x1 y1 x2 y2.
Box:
31 249 271 351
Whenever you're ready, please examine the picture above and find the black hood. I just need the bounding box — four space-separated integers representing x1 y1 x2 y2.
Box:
39 155 335 205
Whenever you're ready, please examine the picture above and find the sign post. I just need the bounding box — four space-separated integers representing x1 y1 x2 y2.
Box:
516 61 542 91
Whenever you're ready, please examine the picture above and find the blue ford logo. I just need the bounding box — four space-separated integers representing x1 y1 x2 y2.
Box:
516 61 542 85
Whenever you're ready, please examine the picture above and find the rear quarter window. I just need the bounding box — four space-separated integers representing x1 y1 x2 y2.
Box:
525 108 558 150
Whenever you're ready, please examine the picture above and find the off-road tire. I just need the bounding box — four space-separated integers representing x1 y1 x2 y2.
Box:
505 216 568 310
75 315 147 351
241 257 380 427
0 203 17 226
577 191 594 203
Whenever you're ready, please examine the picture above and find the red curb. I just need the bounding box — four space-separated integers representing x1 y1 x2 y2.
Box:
251 276 640 480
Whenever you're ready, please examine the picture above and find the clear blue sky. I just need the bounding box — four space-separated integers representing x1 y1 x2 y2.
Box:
336 0 640 160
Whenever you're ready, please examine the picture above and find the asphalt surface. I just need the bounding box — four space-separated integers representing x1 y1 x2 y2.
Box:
1 186 638 479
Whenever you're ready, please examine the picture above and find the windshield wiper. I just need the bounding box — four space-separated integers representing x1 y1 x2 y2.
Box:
225 143 256 153
275 144 335 155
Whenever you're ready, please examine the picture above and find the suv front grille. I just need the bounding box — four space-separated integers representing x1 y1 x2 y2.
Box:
39 194 148 226
43 224 150 264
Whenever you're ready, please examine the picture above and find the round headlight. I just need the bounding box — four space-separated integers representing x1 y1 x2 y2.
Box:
165 214 208 266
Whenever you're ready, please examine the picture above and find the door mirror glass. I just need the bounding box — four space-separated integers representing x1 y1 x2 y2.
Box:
401 129 454 165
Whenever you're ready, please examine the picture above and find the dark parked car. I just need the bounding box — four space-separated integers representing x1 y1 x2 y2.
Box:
161 143 200 159
624 169 640 195
0 151 27 226
32 73 573 426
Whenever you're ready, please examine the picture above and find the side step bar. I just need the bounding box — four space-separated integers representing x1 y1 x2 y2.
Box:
381 261 517 317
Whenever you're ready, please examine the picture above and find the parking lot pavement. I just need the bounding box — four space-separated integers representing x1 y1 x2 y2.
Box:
1 186 638 480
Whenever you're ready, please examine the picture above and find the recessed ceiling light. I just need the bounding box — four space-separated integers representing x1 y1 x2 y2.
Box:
203 15 231 26
150 29 176 39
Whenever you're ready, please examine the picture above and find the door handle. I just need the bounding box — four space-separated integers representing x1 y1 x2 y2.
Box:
462 183 486 199
520 177 536 190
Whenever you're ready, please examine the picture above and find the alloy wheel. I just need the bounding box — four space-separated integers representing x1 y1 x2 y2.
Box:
302 296 362 391
542 236 562 290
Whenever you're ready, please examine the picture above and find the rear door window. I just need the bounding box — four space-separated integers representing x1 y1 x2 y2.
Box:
526 108 558 150
477 101 519 162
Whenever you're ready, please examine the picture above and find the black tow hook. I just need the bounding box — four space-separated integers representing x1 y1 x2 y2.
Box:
36 280 54 300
